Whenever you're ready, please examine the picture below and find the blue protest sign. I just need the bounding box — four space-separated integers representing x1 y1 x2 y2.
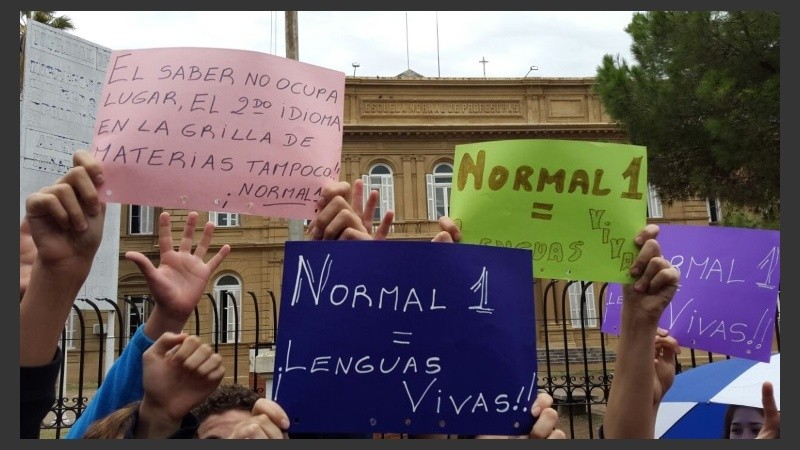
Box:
272 240 537 435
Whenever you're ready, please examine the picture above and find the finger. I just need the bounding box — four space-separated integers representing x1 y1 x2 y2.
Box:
634 224 660 246
324 209 368 240
761 381 779 416
178 335 214 372
317 181 351 209
437 216 462 242
340 227 376 240
206 245 231 272
157 212 174 253
431 231 454 243
60 164 102 217
149 332 186 356
125 251 158 279
178 211 199 253
41 183 89 231
230 421 269 439
194 221 215 259
373 210 394 240
645 261 680 295
362 190 379 229
530 407 559 439
26 191 71 230
252 398 291 431
548 429 567 439
351 178 365 218
531 392 554 417
630 238 661 278
195 352 224 377
313 197 354 240
72 149 105 186
169 334 203 366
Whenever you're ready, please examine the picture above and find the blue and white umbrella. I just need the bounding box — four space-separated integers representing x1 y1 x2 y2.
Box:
655 353 780 439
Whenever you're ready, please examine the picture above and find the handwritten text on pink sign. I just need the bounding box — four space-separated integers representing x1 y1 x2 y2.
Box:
91 48 345 219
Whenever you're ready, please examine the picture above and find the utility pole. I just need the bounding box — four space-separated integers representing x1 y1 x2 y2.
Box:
285 11 305 242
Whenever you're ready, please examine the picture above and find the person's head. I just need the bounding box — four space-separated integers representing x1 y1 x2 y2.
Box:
724 404 765 439
83 401 140 439
192 383 261 439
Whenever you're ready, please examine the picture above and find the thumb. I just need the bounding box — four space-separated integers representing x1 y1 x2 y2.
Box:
126 251 157 278
150 332 187 356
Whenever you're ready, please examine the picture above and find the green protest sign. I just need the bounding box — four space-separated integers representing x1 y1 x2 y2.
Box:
450 139 647 283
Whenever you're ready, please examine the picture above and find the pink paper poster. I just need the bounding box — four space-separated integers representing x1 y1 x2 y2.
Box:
91 48 345 220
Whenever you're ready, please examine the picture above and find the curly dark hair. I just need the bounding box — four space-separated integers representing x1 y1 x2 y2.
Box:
191 383 261 422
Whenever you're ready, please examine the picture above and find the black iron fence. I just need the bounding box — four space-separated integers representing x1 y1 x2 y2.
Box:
41 282 780 439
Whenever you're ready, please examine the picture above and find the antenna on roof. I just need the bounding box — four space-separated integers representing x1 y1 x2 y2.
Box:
405 12 410 70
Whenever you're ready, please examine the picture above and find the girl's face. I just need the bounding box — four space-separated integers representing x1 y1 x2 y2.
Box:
729 407 764 439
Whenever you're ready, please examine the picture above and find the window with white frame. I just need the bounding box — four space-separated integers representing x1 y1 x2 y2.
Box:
426 163 453 220
362 164 395 222
707 197 722 223
214 275 242 343
125 295 152 343
64 310 77 350
647 184 663 218
209 211 240 227
128 205 154 235
567 282 598 328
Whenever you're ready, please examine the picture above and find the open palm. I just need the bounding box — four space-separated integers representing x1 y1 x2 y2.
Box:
126 211 230 320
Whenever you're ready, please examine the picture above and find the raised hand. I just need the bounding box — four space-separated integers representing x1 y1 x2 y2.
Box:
138 332 224 438
474 392 565 439
24 149 105 274
307 179 393 240
228 398 291 439
126 211 231 338
756 381 780 439
20 149 106 367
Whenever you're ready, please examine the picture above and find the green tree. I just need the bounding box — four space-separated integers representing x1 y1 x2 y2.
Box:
20 11 75 34
594 11 779 224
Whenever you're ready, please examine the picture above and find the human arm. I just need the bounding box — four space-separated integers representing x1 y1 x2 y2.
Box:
20 149 105 367
603 224 680 439
67 211 230 438
134 332 224 438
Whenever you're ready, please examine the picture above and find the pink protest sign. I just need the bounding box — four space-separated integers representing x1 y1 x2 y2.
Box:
91 48 345 220
601 224 780 362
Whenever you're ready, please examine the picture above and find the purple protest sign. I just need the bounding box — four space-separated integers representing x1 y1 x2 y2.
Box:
272 240 537 435
601 224 780 362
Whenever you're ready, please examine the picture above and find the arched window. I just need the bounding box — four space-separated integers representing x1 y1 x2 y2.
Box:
362 164 395 222
426 163 453 220
214 275 242 343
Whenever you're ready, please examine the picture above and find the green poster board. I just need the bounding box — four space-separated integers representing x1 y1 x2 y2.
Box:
450 139 647 283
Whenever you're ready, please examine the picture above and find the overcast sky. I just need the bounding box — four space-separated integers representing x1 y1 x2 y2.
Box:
56 11 638 78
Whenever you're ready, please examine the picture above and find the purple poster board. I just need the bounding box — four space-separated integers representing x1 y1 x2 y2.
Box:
272 241 538 435
601 225 780 362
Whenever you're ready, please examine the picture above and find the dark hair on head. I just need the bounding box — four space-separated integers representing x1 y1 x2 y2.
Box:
192 383 261 422
723 404 764 438
83 401 140 439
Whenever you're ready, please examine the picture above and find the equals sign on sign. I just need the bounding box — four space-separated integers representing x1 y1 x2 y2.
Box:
531 202 554 220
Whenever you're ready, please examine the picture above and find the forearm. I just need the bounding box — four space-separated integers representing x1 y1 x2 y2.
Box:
20 261 90 366
143 304 191 340
604 310 659 439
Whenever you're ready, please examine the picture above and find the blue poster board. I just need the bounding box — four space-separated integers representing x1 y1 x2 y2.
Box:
272 240 538 436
